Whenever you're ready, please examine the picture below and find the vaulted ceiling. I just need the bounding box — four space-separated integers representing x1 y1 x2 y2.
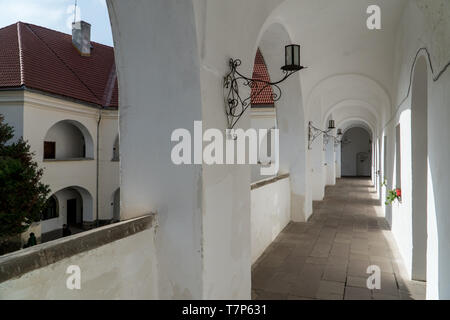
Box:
260 0 409 134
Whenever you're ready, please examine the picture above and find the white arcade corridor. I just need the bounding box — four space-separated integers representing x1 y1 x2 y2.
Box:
0 0 449 301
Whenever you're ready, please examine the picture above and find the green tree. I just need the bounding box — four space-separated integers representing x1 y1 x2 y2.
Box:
0 114 50 239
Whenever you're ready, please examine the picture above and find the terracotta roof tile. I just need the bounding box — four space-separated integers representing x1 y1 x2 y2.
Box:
0 22 118 108
251 48 274 106
0 24 22 88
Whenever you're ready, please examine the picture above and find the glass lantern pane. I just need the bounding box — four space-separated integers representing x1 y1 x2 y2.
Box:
294 45 300 66
286 46 292 66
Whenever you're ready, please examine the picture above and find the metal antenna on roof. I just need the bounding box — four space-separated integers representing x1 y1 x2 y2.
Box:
73 0 78 24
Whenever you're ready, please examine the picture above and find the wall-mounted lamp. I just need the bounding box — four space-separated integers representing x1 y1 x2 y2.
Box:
328 120 336 130
224 45 306 129
339 130 352 146
308 120 336 150
334 129 343 146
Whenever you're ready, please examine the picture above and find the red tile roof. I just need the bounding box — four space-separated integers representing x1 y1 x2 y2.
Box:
0 22 118 108
251 48 274 106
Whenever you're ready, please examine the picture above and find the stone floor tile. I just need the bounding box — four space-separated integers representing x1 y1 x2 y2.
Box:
327 256 348 268
254 290 288 300
344 286 372 300
317 280 345 295
289 279 321 299
323 266 347 283
399 290 416 300
346 276 368 289
349 253 370 262
252 267 276 290
316 292 344 300
262 273 293 294
372 292 400 300
306 257 328 265
300 263 325 279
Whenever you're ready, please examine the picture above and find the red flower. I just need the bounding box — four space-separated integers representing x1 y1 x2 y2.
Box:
396 188 402 197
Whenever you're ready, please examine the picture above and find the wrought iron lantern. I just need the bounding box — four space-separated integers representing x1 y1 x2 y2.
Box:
328 120 336 130
334 129 344 146
282 44 302 71
224 45 306 130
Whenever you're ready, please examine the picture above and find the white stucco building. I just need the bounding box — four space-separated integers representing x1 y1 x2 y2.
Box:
0 22 120 242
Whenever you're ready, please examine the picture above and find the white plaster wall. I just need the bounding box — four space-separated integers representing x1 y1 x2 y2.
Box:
196 1 297 299
336 144 341 178
0 91 24 142
388 0 450 300
324 135 336 186
98 113 120 221
411 57 428 281
0 226 158 300
322 149 327 189
307 107 325 202
251 177 291 264
388 110 413 282
41 188 83 234
108 0 204 299
250 108 277 183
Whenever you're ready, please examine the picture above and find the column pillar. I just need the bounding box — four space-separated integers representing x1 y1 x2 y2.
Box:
325 132 336 186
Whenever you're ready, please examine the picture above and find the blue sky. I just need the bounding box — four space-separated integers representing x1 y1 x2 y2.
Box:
0 0 113 46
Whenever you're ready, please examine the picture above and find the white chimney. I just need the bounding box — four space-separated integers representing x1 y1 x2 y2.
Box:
72 21 91 56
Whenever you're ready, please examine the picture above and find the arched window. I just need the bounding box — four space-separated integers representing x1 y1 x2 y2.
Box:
41 196 58 221
43 120 94 160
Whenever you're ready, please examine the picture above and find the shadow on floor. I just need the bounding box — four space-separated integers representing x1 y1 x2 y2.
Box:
252 177 426 300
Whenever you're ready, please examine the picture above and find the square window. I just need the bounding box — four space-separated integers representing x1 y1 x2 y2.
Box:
44 141 56 159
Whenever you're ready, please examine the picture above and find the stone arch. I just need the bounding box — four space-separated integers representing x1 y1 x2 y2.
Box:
105 0 303 299
52 185 94 224
339 126 372 177
40 186 94 241
43 120 94 160
337 118 376 181
411 55 428 282
338 118 375 139
305 73 388 201
256 21 308 221
306 74 390 123
322 100 380 131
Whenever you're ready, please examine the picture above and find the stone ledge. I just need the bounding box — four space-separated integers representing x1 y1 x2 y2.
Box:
0 214 156 284
251 173 290 190
43 158 95 162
